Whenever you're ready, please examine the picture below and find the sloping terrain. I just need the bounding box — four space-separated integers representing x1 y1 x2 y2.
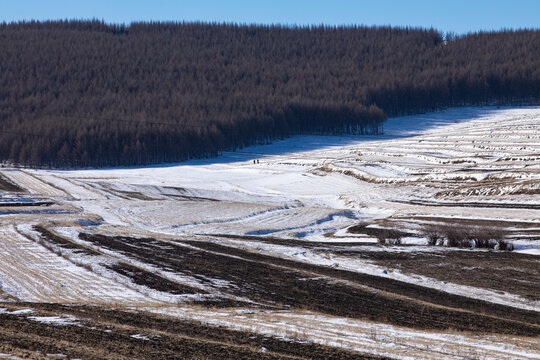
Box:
0 107 539 359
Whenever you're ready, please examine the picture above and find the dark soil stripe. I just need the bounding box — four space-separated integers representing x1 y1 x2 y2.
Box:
78 233 540 336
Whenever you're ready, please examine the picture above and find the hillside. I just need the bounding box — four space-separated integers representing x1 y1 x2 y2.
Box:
0 107 539 359
0 21 538 167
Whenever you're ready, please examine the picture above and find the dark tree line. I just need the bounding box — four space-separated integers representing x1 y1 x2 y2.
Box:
0 20 538 167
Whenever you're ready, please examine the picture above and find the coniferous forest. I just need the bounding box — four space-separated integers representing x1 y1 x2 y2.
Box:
0 20 538 167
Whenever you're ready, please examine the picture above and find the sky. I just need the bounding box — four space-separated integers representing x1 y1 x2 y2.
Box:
1 0 539 34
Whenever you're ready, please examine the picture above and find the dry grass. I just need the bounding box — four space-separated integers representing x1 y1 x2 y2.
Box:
0 302 380 360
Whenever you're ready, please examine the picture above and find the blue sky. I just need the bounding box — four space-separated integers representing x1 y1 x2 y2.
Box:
1 0 539 34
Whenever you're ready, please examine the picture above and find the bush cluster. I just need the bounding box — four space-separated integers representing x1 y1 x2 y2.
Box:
423 224 513 250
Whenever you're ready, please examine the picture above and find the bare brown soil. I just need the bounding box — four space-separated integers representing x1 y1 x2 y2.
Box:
34 226 252 308
348 216 540 242
197 234 540 305
404 216 540 230
0 302 380 360
392 199 540 210
184 240 540 326
113 190 161 200
336 249 540 301
347 224 415 240
35 226 101 256
107 262 206 295
76 232 540 336
0 173 24 192
0 201 54 207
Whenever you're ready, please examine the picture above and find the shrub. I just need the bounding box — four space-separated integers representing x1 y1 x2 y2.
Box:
422 224 512 251
375 228 403 245
423 225 441 245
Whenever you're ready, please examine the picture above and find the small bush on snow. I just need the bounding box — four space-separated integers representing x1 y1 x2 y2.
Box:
422 224 512 251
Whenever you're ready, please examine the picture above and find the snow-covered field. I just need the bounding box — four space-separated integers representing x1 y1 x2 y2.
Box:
1 106 539 359
24 107 540 249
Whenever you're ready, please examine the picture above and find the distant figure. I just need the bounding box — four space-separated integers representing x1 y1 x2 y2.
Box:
257 159 260 164
253 159 256 164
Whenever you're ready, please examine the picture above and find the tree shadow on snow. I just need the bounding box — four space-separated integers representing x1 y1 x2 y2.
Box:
181 106 511 166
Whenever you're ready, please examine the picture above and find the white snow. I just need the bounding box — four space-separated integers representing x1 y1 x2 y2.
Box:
27 315 81 326
148 306 540 360
27 107 540 250
0 308 34 315
1 106 540 359
130 334 151 341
